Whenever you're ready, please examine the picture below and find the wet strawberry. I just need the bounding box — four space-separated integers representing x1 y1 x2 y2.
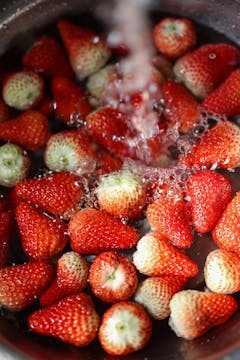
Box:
203 68 240 117
186 169 232 233
212 192 240 255
162 80 201 133
51 76 91 126
134 275 187 320
0 209 12 268
184 120 240 169
153 17 196 60
22 35 73 78
44 130 96 175
58 20 111 80
96 169 146 220
146 197 193 248
0 261 54 311
169 290 238 340
0 110 50 151
204 249 240 294
29 293 99 347
89 252 138 303
174 43 240 99
99 301 152 355
69 208 138 254
16 172 85 219
133 232 198 278
40 251 89 306
0 143 30 187
2 71 44 110
16 202 68 260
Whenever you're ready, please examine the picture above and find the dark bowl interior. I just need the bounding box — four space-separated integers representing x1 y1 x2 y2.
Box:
0 0 240 359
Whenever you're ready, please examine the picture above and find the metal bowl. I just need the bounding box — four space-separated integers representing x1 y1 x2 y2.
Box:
0 1 239 359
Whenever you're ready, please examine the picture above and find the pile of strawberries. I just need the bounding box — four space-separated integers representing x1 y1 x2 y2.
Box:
0 14 239 356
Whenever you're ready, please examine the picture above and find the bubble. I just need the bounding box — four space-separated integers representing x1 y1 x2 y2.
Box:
209 53 216 59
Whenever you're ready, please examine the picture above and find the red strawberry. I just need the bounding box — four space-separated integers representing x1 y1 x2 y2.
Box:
162 80 201 133
153 17 196 60
2 71 45 110
40 251 89 306
89 252 138 303
146 197 193 248
98 301 152 355
44 130 96 175
96 169 147 220
0 261 54 311
0 99 9 122
184 120 240 169
133 232 198 278
16 202 68 260
134 275 187 320
0 110 50 151
204 249 240 294
174 43 240 99
186 169 232 233
68 208 138 254
58 20 111 80
51 76 91 126
0 209 12 268
169 290 238 340
16 172 85 219
29 293 99 347
212 192 240 255
38 97 54 117
22 35 73 78
0 143 30 187
96 149 123 176
86 107 132 158
203 69 240 117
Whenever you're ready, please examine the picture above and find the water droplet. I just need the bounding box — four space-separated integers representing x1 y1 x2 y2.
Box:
209 53 216 60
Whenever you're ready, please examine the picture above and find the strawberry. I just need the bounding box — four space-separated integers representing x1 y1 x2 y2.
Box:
29 293 99 347
212 192 240 255
204 249 240 294
0 99 9 122
169 290 238 340
134 275 187 320
16 171 85 219
0 209 12 268
133 232 198 278
184 120 240 169
40 251 89 306
69 208 138 254
162 80 201 133
0 261 54 311
2 71 45 110
89 252 138 303
0 110 50 151
186 169 232 233
38 97 54 117
22 35 73 78
203 69 240 117
44 130 96 175
58 20 111 80
153 17 196 60
0 143 30 187
16 202 68 260
96 149 123 176
98 301 152 355
51 76 91 126
86 64 121 106
146 197 193 248
174 43 240 99
96 169 147 220
86 107 132 158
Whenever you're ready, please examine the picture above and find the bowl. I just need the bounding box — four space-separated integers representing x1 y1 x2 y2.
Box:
0 0 240 359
